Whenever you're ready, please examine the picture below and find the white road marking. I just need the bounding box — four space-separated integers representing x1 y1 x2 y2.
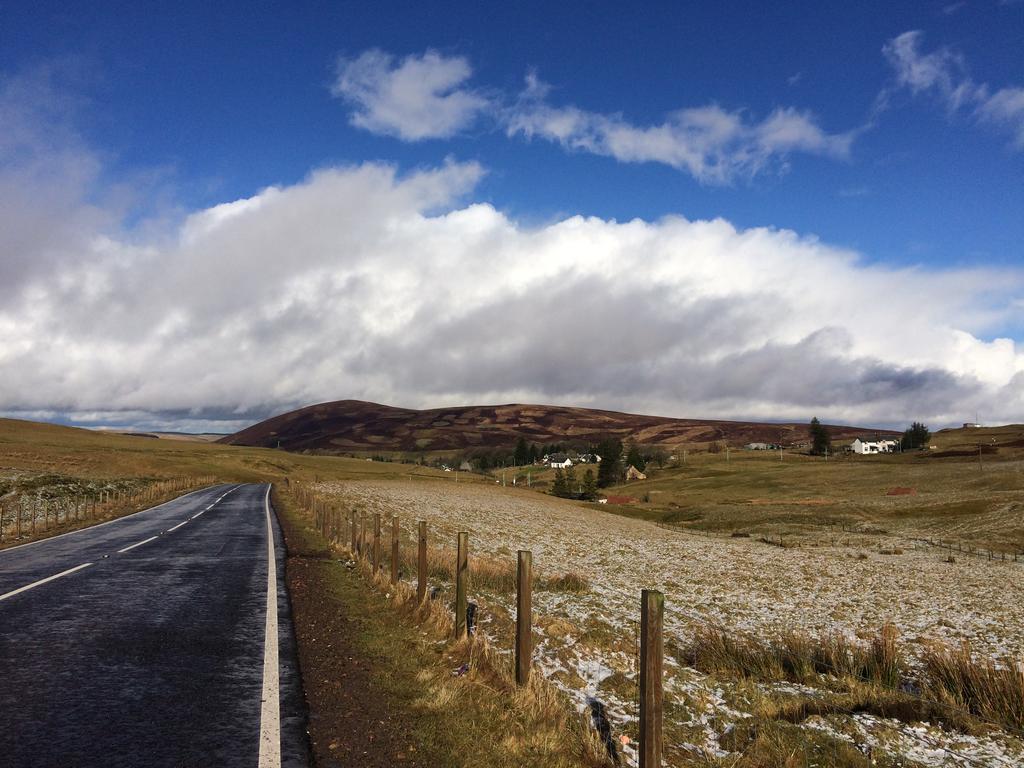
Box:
0 562 93 602
117 536 158 554
0 484 225 555
167 520 189 532
257 483 281 768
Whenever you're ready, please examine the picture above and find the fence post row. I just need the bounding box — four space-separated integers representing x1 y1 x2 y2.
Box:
516 550 533 686
639 589 664 768
293 489 680 757
455 531 469 639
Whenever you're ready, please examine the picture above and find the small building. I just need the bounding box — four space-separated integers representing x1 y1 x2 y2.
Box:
578 453 602 464
745 442 770 450
459 461 473 471
548 453 573 469
625 465 647 481
851 438 899 455
963 422 982 429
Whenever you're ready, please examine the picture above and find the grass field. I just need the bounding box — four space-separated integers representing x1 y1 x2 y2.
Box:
313 434 1024 767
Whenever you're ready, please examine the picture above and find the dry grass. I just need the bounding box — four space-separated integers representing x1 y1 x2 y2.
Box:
395 543 590 594
317 506 610 766
923 642 1024 732
678 624 904 690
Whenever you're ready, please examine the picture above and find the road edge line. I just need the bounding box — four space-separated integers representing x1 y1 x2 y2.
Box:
258 483 281 768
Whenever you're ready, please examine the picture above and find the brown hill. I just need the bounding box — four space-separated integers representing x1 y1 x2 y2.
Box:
219 400 897 453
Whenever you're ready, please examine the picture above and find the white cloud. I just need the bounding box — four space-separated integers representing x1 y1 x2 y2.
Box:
883 30 1024 149
505 74 855 184
331 49 490 140
0 149 1021 430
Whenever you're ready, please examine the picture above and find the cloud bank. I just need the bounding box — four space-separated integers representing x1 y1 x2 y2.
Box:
0 158 1021 430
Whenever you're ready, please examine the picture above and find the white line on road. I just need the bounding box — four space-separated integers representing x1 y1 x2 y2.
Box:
117 536 158 554
0 562 93 602
257 483 281 768
167 520 189 532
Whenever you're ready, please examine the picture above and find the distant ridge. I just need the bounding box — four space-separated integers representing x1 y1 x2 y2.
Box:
219 400 896 453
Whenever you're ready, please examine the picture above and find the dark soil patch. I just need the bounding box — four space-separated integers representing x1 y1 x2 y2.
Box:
278 506 448 767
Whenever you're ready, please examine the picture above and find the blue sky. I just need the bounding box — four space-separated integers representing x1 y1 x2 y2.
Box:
0 1 1022 430
4 1 1021 269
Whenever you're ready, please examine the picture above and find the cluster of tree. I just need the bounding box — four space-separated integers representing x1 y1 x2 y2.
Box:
901 422 931 450
809 417 832 456
550 465 599 500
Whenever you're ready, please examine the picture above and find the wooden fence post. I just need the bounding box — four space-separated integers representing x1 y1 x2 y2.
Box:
516 550 533 686
639 589 664 768
390 516 400 584
350 511 358 553
455 532 469 639
359 513 367 557
417 521 428 603
373 513 382 572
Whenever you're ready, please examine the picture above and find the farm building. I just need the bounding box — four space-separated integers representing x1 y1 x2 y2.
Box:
625 465 647 481
745 442 770 450
851 438 899 454
548 453 573 469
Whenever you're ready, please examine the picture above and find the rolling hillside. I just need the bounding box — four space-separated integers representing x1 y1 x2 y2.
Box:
219 399 898 453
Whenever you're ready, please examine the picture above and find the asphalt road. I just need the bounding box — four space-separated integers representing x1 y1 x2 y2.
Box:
0 482 310 768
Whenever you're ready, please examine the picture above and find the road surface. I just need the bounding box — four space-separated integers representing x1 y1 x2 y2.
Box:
0 482 309 767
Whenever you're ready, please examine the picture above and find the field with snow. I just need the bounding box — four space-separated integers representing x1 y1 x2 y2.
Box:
317 476 1024 767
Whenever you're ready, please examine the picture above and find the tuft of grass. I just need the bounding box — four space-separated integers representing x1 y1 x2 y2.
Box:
539 571 590 593
678 623 904 689
922 642 1024 731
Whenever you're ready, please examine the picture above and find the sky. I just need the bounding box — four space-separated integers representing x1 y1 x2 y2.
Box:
0 0 1022 433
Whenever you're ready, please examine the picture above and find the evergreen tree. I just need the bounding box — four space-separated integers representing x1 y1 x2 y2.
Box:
528 443 539 463
625 440 647 471
564 464 578 497
550 468 569 498
596 438 623 487
514 436 529 466
809 417 832 456
581 469 598 501
901 422 931 450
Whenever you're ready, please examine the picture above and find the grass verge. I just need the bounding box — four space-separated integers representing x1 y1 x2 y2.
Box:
274 487 608 768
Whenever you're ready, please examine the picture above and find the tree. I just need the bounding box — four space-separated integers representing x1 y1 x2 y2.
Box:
581 469 598 501
809 417 832 456
564 464 578 497
901 422 931 450
649 447 669 469
596 438 623 487
550 468 570 498
514 436 529 466
625 440 647 472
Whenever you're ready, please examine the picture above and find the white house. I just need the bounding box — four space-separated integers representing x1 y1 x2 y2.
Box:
851 438 899 455
548 453 573 469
